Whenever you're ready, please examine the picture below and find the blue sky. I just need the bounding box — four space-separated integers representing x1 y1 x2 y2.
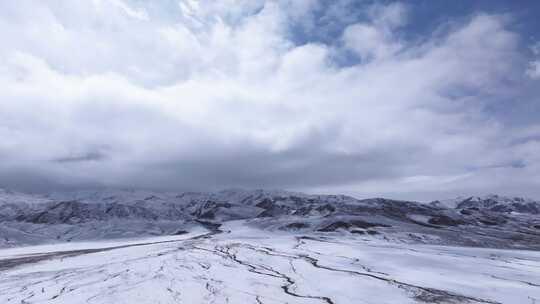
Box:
0 1 539 201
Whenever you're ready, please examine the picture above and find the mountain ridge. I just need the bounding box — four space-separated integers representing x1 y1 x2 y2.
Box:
1 188 540 250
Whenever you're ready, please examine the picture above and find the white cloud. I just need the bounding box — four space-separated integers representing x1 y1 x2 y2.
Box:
0 1 538 199
343 23 402 60
527 60 540 79
527 42 540 79
368 2 408 30
531 41 540 55
342 3 407 60
108 0 149 21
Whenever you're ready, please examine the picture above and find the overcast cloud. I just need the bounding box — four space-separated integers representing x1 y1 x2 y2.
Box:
1 0 539 200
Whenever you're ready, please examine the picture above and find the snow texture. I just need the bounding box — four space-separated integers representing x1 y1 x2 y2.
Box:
1 188 540 303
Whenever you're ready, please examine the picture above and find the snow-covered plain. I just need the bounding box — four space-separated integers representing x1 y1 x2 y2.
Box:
1 221 539 304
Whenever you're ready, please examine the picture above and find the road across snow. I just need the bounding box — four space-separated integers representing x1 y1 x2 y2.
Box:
0 222 539 304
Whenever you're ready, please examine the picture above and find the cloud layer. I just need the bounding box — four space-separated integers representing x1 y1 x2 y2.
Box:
1 0 539 200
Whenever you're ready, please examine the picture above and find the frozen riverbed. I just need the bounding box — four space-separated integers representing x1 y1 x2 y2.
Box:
1 222 539 304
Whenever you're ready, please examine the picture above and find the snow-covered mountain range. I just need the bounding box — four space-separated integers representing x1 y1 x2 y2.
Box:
1 188 540 250
430 194 540 214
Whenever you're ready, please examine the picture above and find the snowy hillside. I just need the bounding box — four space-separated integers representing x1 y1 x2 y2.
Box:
1 221 539 304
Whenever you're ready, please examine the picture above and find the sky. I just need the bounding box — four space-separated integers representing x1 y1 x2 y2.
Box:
1 0 539 201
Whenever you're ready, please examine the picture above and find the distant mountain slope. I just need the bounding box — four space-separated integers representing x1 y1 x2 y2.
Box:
430 194 540 214
1 188 540 250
